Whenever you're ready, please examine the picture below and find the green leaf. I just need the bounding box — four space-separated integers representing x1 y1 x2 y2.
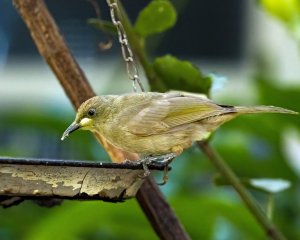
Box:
249 178 291 193
135 0 177 37
260 0 300 23
214 175 291 194
152 54 211 94
87 18 117 34
259 0 300 40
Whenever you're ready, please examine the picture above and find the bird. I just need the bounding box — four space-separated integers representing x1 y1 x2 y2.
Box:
61 91 297 166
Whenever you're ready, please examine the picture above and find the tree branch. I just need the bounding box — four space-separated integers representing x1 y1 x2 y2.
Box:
14 0 95 108
197 142 286 240
0 157 167 205
12 0 189 239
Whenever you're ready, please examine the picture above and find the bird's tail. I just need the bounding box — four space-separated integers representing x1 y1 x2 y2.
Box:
234 106 298 115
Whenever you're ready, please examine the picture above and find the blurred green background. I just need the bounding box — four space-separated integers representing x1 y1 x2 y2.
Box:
1 0 300 239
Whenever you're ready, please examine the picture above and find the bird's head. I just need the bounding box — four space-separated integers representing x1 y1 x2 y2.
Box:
61 96 103 140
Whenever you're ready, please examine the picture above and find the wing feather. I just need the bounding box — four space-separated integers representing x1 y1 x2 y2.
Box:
122 92 235 136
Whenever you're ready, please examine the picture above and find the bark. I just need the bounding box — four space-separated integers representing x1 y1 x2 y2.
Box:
0 157 165 202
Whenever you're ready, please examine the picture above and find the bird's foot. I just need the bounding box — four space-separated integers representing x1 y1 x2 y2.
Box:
122 158 152 178
157 164 169 186
123 153 177 182
136 153 177 183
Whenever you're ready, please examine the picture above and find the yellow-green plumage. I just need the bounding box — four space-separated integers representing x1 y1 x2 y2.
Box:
61 92 297 156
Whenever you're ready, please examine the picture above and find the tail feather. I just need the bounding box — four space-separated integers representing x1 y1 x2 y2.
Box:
234 106 298 115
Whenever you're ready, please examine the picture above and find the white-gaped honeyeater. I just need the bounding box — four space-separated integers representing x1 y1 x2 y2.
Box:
61 91 297 157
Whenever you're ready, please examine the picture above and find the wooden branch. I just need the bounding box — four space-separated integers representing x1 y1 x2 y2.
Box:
0 157 167 204
12 0 189 239
12 0 133 163
137 178 190 239
13 0 94 108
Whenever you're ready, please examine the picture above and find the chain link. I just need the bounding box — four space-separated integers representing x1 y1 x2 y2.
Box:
106 0 145 92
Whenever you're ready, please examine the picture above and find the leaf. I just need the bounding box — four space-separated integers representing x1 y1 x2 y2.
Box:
260 0 300 23
152 54 211 94
214 175 291 194
249 178 291 193
259 0 300 40
134 0 177 37
87 18 117 34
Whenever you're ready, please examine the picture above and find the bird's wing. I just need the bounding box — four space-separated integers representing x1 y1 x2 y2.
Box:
123 93 235 136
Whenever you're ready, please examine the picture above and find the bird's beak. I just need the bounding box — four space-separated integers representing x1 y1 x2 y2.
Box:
61 122 80 141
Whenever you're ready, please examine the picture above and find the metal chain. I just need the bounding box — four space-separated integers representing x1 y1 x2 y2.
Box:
106 0 145 92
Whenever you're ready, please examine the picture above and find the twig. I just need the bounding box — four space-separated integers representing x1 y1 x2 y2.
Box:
12 0 189 239
88 0 113 50
197 141 286 240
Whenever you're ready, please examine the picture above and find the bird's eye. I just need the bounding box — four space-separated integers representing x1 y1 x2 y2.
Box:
87 108 96 117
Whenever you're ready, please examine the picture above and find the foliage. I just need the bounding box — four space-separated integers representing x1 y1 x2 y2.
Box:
260 0 300 23
152 55 211 94
134 0 177 37
260 0 300 40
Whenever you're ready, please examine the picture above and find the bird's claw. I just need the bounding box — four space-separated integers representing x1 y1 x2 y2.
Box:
157 165 169 185
136 153 177 183
124 153 176 182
